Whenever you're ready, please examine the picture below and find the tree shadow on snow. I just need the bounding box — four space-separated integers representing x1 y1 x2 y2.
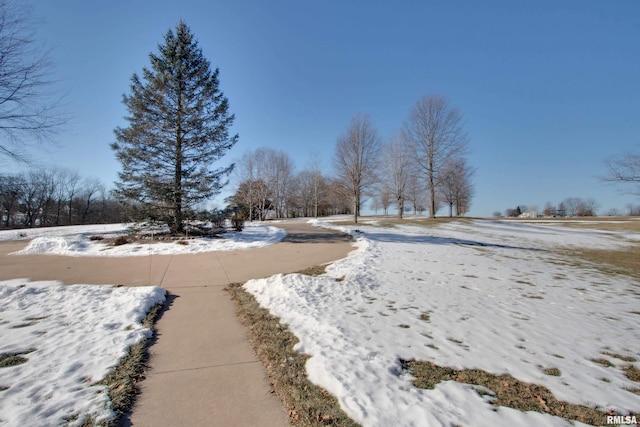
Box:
366 231 545 252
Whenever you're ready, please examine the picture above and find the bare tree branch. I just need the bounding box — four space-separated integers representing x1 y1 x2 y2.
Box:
0 0 67 162
602 151 640 196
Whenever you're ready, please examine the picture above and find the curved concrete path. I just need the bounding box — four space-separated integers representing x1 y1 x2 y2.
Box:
0 222 354 426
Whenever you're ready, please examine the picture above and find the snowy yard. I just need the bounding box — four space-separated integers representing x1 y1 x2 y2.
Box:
0 222 286 256
244 218 640 426
0 280 165 426
0 221 287 426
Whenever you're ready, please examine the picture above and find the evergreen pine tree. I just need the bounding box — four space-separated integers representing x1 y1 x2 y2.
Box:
112 20 237 233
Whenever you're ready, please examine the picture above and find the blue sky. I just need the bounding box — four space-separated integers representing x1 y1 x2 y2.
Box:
11 0 640 216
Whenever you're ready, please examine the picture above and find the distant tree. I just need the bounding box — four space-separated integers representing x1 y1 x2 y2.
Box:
438 156 475 217
334 113 381 223
576 198 598 217
291 165 328 218
605 208 620 217
602 151 640 195
543 201 555 217
505 206 522 218
0 0 67 161
492 211 503 218
112 21 237 233
372 183 392 215
557 201 566 217
562 197 582 217
227 179 271 221
262 148 294 218
404 95 468 218
307 154 326 218
406 174 427 216
381 134 413 219
235 151 258 221
626 204 640 216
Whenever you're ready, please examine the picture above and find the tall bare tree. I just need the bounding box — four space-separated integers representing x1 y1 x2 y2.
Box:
0 0 66 161
262 148 294 218
334 113 381 223
404 95 468 218
438 156 475 217
381 134 413 218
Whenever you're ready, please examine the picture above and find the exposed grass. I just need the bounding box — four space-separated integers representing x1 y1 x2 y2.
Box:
330 216 473 229
602 351 637 363
403 359 613 426
419 313 431 322
0 348 36 368
295 265 327 277
225 283 360 427
92 301 165 426
541 367 561 376
591 358 615 368
623 365 640 382
569 246 640 278
524 217 640 233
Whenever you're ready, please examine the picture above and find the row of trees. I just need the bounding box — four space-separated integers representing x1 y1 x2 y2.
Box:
499 197 600 218
0 167 124 228
332 96 474 222
324 95 475 222
228 97 476 224
226 149 350 220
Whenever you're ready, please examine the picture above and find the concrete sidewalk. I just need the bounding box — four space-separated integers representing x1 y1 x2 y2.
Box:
0 222 354 426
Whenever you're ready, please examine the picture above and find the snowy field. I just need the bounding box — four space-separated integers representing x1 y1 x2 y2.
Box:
0 279 165 426
0 222 286 256
245 219 640 426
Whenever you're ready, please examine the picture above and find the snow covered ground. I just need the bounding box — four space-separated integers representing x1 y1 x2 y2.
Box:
244 219 640 427
0 279 165 426
1 222 286 256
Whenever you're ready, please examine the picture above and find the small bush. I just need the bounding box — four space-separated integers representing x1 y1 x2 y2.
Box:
176 240 189 246
113 236 129 246
89 235 104 241
231 217 245 232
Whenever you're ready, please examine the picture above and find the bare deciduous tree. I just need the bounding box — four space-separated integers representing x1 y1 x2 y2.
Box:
438 156 475 217
381 134 413 218
0 0 66 161
334 113 381 223
404 95 468 218
262 149 294 218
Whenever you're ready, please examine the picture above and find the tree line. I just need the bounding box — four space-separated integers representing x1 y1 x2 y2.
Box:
0 167 124 229
229 96 475 223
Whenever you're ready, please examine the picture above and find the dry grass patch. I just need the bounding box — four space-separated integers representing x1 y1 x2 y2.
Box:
531 217 640 233
602 351 637 363
569 246 640 278
541 367 562 376
295 265 327 277
591 358 615 368
0 348 36 368
623 365 640 382
402 359 613 426
226 283 360 427
92 301 164 426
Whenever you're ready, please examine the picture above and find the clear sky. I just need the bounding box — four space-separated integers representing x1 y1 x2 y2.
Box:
10 0 640 217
